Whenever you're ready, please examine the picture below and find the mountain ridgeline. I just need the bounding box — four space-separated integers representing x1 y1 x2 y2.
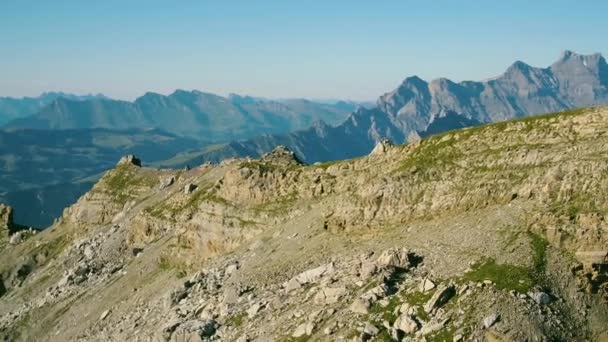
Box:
2 92 358 143
0 92 106 125
167 50 608 166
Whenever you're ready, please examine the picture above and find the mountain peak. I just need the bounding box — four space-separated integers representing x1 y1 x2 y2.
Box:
400 75 427 87
559 50 576 61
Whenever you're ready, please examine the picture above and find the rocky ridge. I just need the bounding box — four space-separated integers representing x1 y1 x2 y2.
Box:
1 107 608 341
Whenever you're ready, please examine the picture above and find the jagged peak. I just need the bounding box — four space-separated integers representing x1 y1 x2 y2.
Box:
559 50 576 61
553 50 605 66
260 145 303 166
399 75 429 88
117 154 141 167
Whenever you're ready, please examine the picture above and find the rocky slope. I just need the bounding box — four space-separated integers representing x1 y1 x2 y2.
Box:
1 107 608 341
172 50 608 166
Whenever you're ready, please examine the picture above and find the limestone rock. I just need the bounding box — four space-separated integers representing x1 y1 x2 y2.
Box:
424 284 455 313
292 321 314 338
184 184 197 195
363 322 380 336
370 138 395 155
419 278 436 292
377 248 411 269
284 263 334 292
349 298 371 314
483 313 500 329
394 313 419 334
117 154 141 167
260 145 303 167
314 286 347 304
530 292 551 305
0 203 15 239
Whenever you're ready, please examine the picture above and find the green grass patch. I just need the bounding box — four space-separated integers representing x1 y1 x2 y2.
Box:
428 327 456 342
393 106 593 175
369 295 401 323
461 258 535 293
101 165 159 205
528 232 548 280
225 311 247 327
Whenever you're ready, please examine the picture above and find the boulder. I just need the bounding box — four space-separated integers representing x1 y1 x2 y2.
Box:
117 154 141 167
359 262 377 280
419 278 436 292
184 184 197 195
370 138 395 155
349 298 371 314
424 284 455 313
314 286 347 304
394 313 419 334
292 322 315 338
483 313 500 329
363 322 380 336
246 303 262 318
225 262 240 275
284 263 334 292
530 291 551 305
159 176 176 189
377 248 411 269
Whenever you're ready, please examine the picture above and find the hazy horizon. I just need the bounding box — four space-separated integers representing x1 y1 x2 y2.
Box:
1 1 607 101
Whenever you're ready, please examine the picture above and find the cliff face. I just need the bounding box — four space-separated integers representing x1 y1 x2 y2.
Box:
1 107 608 341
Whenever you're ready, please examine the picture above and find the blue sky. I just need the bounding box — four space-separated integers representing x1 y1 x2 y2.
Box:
1 0 606 100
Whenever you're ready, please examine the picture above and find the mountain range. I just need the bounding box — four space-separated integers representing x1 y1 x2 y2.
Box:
167 50 608 166
2 92 358 142
0 92 106 125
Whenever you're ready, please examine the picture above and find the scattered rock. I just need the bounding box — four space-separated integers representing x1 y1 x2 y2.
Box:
419 278 436 292
359 262 377 280
363 322 380 336
394 313 419 334
424 284 455 313
530 291 551 305
314 286 347 304
184 184 197 194
159 176 176 189
483 313 500 329
349 298 371 314
246 303 262 318
225 262 240 275
377 248 411 269
284 263 334 292
292 322 314 338
100 309 110 320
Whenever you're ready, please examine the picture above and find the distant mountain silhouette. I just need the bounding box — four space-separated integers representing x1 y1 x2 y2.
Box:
3 91 357 143
167 50 608 165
